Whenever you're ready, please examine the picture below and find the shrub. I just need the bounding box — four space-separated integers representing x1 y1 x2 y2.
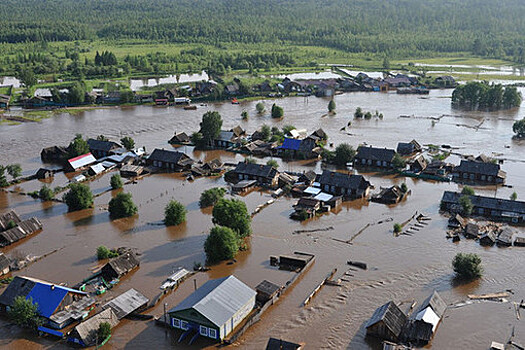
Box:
271 103 284 118
260 124 271 141
6 164 22 180
97 246 118 260
400 183 408 193
334 143 356 166
328 99 336 112
63 183 93 212
108 192 138 219
8 296 42 329
98 322 112 341
120 136 135 150
39 185 54 201
199 188 227 208
354 107 364 118
452 253 483 280
510 192 518 201
212 198 251 237
110 174 123 190
204 226 239 264
164 200 186 226
241 110 248 120
266 159 279 168
392 153 406 169
461 186 475 196
459 195 473 216
6 220 17 229
67 134 89 158
256 102 265 113
393 223 402 233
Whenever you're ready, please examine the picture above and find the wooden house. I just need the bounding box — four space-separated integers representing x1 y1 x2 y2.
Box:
41 145 68 163
397 140 422 155
464 223 479 239
0 217 43 248
87 139 122 158
146 149 194 172
479 232 496 246
354 146 397 169
410 156 427 173
371 186 405 204
169 132 191 145
278 138 319 159
318 170 372 199
453 160 506 185
231 162 279 188
102 288 149 319
366 301 407 342
497 227 514 246
67 308 119 347
0 253 9 276
256 280 281 304
214 131 241 149
100 252 140 281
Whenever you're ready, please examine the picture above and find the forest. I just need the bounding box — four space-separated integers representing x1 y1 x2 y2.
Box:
1 0 525 63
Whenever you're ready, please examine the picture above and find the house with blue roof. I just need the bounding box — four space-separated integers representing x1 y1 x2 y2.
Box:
278 137 319 159
0 276 95 332
168 275 256 342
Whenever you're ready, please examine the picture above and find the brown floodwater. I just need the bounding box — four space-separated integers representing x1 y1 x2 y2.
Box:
1 89 525 349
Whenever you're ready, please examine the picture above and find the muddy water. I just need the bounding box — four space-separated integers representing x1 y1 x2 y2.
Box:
1 89 525 350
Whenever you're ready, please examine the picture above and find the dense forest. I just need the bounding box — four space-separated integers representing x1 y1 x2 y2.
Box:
1 0 525 62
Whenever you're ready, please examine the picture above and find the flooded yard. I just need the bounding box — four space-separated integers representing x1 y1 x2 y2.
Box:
1 89 525 349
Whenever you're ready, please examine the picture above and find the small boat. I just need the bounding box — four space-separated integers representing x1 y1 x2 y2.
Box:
160 268 191 290
231 98 239 104
184 105 197 110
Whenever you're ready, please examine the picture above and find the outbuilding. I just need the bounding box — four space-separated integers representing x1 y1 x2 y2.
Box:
366 301 407 342
100 252 140 281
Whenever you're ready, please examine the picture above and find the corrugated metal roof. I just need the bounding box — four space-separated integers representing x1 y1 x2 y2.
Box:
169 275 255 328
303 187 321 195
68 153 96 170
26 283 68 318
313 192 333 202
89 163 105 175
102 288 149 319
280 138 302 151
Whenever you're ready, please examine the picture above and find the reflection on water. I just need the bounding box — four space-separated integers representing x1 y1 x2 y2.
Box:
130 71 210 91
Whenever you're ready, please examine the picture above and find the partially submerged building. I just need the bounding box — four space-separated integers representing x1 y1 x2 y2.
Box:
169 132 191 145
231 162 279 188
102 288 149 319
146 149 194 172
366 301 407 343
397 140 422 155
354 146 397 169
0 217 43 248
100 252 140 281
87 139 122 158
266 338 304 350
66 153 97 172
371 186 406 204
453 160 506 185
0 253 10 276
168 275 256 341
68 308 119 347
318 170 372 199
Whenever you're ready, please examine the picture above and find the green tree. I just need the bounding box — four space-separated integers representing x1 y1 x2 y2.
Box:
393 223 402 233
6 164 22 180
191 132 204 147
271 103 284 118
260 124 271 141
8 296 42 329
510 192 518 201
452 253 483 280
120 136 135 150
256 102 265 113
97 322 112 342
266 159 279 168
513 118 525 138
400 183 408 193
63 183 93 212
328 99 336 113
110 174 123 190
459 195 473 216
198 111 223 148
382 55 391 71
18 67 37 88
241 110 248 120
334 143 356 166
67 134 89 158
392 153 406 169
96 135 109 141
108 192 137 219
461 186 475 196
97 245 118 259
204 226 239 264
39 185 54 201
164 200 186 226
68 81 86 104
0 166 7 187
282 124 296 135
199 187 227 208
354 107 364 118
212 198 251 237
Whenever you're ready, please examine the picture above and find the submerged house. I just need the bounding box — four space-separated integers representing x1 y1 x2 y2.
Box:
102 288 149 319
0 217 43 248
214 131 241 149
68 308 119 347
169 132 191 145
410 156 427 173
278 138 319 159
66 153 97 172
403 291 446 345
0 253 9 276
41 145 68 163
371 185 406 204
266 338 304 350
100 252 140 281
355 146 397 169
146 149 194 172
231 162 279 187
87 139 122 158
366 301 407 342
168 275 256 341
440 191 525 224
453 160 506 185
396 140 422 155
318 170 372 199
0 276 95 331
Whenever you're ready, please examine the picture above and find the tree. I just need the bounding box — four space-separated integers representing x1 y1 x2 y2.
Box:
198 111 223 147
513 118 525 138
6 164 22 180
334 143 356 166
354 107 364 118
110 174 123 190
97 245 118 259
260 124 271 141
328 99 336 113
266 159 279 168
510 192 518 201
256 102 265 113
18 67 37 88
393 223 402 233
400 183 408 193
98 322 112 342
382 55 391 71
39 185 54 201
204 226 239 264
96 135 109 141
8 296 42 329
164 200 186 226
459 195 473 216
461 186 475 196
120 136 135 150
282 124 296 135
63 183 93 211
67 134 89 158
392 153 406 169
68 81 86 104
108 192 137 219
199 187 226 208
271 103 284 118
452 253 483 280
191 132 204 147
241 110 248 120
212 198 251 237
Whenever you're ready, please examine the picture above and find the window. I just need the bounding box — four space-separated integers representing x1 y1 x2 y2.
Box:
199 326 208 336
208 328 217 339
180 320 189 330
172 318 181 328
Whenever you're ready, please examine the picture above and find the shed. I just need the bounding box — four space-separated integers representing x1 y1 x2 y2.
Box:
464 223 479 239
35 168 54 179
102 288 149 319
0 210 21 231
266 338 304 350
366 301 408 342
100 252 140 281
417 291 446 319
120 164 144 178
514 237 525 247
68 308 119 347
169 132 191 145
67 153 97 172
168 275 256 341
255 280 281 304
497 227 514 246
0 253 10 276
0 217 43 247
278 253 314 271
480 232 496 246
88 163 105 176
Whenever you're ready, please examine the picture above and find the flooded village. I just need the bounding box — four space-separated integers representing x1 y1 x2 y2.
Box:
1 70 525 350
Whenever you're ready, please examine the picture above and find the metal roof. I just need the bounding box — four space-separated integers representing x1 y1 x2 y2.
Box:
415 307 440 332
319 170 371 190
89 163 105 175
68 153 97 170
102 288 149 319
280 138 302 151
313 192 333 202
169 275 256 328
356 146 396 162
303 187 321 195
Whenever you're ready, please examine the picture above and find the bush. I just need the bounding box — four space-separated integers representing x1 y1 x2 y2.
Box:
282 124 296 135
354 107 364 118
461 186 475 196
392 153 406 169
110 174 123 190
271 103 284 118
393 223 402 233
513 118 525 138
459 195 473 216
241 110 248 120
400 183 408 193
334 143 356 166
204 226 239 264
164 200 186 226
97 246 118 260
120 136 135 150
256 102 265 113
63 183 93 212
260 124 271 141
452 253 483 280
266 159 279 168
6 220 16 229
199 188 226 208
39 185 54 201
328 99 336 112
67 134 89 158
98 322 112 341
108 192 138 219
212 198 251 237
511 192 518 201
8 296 42 329
6 164 22 180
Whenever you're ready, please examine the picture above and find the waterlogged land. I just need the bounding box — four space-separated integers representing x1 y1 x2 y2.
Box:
1 89 525 349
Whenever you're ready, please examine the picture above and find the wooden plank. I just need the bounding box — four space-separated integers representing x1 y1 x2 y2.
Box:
468 292 510 300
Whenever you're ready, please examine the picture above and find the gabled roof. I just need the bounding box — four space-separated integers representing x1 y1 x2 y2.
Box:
0 210 21 232
356 146 396 162
234 162 278 179
68 153 97 170
103 252 140 277
416 291 446 318
415 307 440 332
72 308 119 346
266 338 303 350
455 160 504 177
169 132 190 143
89 163 105 175
148 149 192 165
366 301 407 337
102 288 149 319
87 139 121 152
280 138 302 151
0 253 9 271
217 131 236 143
319 170 371 190
441 191 525 215
231 125 245 137
168 275 255 328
